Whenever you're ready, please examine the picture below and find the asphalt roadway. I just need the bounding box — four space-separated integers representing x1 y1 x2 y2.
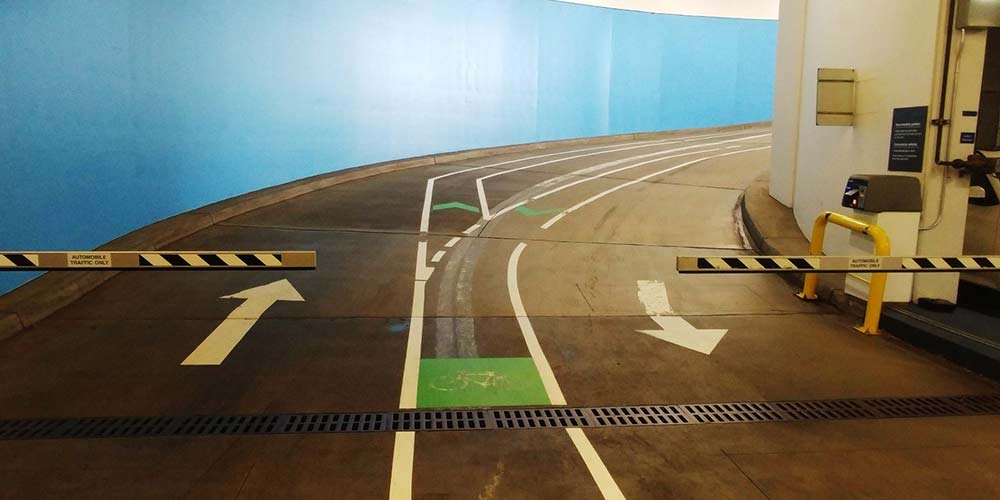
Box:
2 126 999 499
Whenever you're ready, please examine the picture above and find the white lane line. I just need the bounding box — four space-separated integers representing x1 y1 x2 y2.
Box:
540 146 771 230
431 250 446 263
489 134 770 219
508 242 626 499
399 279 427 409
420 180 436 234
683 130 771 142
389 432 415 499
419 140 665 233
475 140 683 219
418 129 766 232
566 428 627 500
389 240 431 498
415 241 434 281
444 237 461 248
462 224 481 235
394 130 766 498
507 243 566 405
475 177 492 220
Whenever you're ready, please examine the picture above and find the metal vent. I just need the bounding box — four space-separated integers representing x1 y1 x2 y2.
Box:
591 405 688 426
493 408 590 429
390 410 487 431
2 394 997 442
683 402 785 423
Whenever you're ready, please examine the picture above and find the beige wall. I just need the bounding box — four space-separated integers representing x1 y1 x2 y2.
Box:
771 0 990 300
963 31 1000 291
768 0 808 207
917 18 985 299
965 204 1000 289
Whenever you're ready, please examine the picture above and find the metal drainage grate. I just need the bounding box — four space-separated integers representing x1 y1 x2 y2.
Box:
1 394 997 442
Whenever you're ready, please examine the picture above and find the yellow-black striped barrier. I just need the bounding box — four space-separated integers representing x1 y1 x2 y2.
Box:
677 255 1000 273
0 251 316 270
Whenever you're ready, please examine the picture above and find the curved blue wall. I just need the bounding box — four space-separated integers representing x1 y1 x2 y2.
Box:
0 0 776 293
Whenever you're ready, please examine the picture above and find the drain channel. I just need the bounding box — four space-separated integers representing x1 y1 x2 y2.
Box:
2 394 998 441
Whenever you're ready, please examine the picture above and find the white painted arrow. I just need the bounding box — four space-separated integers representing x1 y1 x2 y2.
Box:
635 280 727 355
181 279 304 366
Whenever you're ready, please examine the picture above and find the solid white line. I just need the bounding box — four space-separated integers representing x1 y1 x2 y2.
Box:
418 129 766 232
683 130 771 142
507 243 566 405
508 242 626 498
475 140 681 218
389 432 415 499
389 245 430 498
394 129 767 498
419 180 436 233
444 237 461 248
431 250 446 263
489 134 770 220
566 428 627 500
540 146 771 230
418 140 666 232
415 241 434 281
399 279 426 409
476 177 492 219
511 147 719 212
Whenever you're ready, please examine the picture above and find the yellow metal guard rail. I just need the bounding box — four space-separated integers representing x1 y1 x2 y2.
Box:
796 212 890 335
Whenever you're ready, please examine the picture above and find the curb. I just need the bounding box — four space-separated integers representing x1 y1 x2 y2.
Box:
0 121 770 341
738 180 861 315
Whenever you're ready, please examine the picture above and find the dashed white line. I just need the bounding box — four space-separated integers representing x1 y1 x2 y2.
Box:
540 146 772 230
444 237 462 248
462 224 481 235
431 250 446 263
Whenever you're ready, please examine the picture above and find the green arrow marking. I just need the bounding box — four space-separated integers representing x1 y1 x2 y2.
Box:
432 201 480 213
514 206 563 217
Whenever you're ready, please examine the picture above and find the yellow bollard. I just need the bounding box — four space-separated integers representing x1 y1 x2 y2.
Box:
796 212 890 335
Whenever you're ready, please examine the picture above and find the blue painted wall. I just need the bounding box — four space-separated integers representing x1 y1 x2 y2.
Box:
0 0 776 293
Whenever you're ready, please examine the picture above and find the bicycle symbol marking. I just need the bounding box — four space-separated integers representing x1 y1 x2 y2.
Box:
430 370 509 392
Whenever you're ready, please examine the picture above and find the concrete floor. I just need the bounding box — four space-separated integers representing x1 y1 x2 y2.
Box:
2 127 999 499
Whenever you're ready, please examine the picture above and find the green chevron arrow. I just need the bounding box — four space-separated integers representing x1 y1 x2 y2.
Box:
432 201 481 213
514 206 563 217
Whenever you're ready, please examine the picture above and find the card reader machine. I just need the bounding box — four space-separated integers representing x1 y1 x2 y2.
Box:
839 174 922 304
841 175 922 212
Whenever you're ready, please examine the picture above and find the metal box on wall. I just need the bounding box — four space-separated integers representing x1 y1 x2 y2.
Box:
816 68 856 126
957 0 1000 29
